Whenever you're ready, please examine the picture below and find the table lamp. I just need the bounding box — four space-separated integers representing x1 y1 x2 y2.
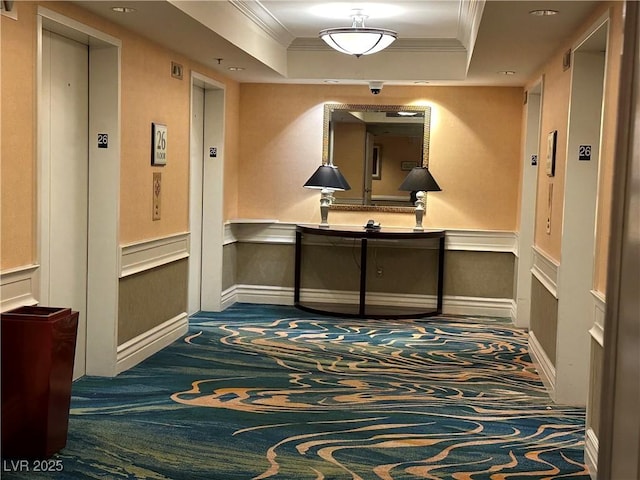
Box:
398 166 441 231
303 164 351 228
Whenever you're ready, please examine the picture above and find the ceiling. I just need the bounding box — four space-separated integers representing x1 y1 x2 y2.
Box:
72 0 600 86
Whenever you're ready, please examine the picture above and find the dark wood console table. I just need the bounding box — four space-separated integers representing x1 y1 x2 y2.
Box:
294 224 445 319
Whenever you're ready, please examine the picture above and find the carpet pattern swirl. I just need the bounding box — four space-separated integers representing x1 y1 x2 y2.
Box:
3 304 589 479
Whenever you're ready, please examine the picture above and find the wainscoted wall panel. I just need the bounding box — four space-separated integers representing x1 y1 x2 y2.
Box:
236 243 295 288
585 337 603 478
531 246 559 298
299 244 362 292
228 233 516 317
365 246 440 295
222 243 237 291
444 251 514 299
588 338 603 438
118 259 188 345
585 290 605 478
0 265 39 312
530 275 558 365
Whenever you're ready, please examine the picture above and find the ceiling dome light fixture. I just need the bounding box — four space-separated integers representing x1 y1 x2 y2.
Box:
529 9 559 16
319 9 397 57
111 6 136 13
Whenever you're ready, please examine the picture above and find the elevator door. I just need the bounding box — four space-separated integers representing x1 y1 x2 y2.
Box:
42 30 89 379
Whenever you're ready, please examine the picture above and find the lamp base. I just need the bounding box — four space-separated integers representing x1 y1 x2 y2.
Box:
413 191 425 230
319 189 332 228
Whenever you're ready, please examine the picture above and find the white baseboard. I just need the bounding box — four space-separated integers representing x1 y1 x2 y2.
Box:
235 285 295 305
442 296 515 318
116 312 188 374
225 285 515 318
1 265 39 312
510 301 518 323
585 427 598 479
221 285 238 310
528 331 557 399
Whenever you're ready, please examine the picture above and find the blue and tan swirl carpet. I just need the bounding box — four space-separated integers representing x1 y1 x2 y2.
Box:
5 304 589 479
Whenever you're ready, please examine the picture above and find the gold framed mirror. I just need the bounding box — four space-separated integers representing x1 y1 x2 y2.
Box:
322 103 431 212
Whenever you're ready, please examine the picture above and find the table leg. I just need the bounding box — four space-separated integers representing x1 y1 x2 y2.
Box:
437 235 445 313
360 238 367 316
294 231 302 305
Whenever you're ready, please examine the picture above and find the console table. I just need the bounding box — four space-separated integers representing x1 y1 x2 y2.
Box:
294 224 445 319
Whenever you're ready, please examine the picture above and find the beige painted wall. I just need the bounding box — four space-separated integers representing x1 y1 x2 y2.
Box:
1 3 37 270
238 85 523 231
0 1 240 269
527 1 622 292
532 55 570 261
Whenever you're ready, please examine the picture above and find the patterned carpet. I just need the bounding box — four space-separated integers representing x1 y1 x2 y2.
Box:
3 304 589 479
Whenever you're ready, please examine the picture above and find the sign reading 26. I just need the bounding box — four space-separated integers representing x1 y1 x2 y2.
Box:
152 123 167 166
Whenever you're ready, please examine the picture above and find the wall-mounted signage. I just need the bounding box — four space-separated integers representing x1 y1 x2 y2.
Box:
153 172 161 221
579 145 591 161
151 123 167 166
98 133 108 149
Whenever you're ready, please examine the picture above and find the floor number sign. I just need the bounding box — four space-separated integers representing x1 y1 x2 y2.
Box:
151 123 167 166
578 145 591 161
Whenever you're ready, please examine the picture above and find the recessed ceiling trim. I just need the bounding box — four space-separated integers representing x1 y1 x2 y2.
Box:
457 0 485 71
457 0 485 47
230 0 295 47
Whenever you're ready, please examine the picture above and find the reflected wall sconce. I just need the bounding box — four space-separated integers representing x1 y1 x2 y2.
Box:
304 165 351 228
398 166 441 231
319 9 397 57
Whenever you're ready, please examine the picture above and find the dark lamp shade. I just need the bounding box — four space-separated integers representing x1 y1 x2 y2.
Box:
303 165 351 191
398 167 441 192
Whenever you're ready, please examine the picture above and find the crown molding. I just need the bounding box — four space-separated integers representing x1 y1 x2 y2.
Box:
457 0 485 48
230 0 295 47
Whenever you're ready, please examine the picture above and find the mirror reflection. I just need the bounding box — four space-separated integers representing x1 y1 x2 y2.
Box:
323 104 431 210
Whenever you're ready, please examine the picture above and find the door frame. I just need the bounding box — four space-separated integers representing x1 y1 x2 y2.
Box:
37 7 121 377
189 72 225 313
555 13 609 405
515 78 543 328
598 3 640 477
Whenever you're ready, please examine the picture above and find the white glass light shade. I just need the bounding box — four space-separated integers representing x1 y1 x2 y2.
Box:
319 27 397 57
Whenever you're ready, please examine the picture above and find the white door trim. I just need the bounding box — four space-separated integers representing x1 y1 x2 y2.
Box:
190 72 226 312
555 14 609 405
515 79 543 328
